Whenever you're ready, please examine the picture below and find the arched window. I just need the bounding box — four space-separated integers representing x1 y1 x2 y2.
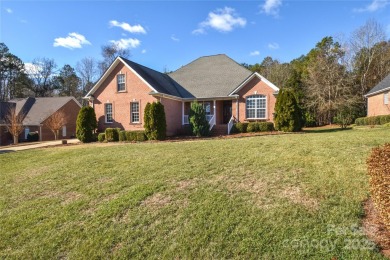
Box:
246 95 266 119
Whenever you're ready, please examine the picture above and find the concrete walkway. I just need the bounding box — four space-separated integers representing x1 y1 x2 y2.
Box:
0 139 80 153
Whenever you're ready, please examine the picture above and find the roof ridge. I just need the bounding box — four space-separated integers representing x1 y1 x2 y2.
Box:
120 56 165 75
169 54 225 74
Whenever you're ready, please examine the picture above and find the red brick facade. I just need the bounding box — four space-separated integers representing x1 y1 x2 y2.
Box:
367 92 390 116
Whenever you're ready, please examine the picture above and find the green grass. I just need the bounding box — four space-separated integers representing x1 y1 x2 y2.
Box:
0 127 389 259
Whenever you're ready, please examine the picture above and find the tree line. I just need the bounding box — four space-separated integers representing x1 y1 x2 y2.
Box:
1 19 389 125
0 42 130 104
243 19 390 126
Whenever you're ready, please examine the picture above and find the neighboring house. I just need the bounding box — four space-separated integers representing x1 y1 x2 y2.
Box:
85 54 279 136
365 74 390 116
0 97 81 145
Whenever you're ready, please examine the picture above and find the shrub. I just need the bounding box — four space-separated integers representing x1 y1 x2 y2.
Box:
135 131 147 141
27 132 39 142
333 106 354 129
234 122 248 133
98 133 105 142
144 102 167 140
247 122 259 132
105 128 119 142
304 112 317 127
355 117 365 126
76 106 97 143
258 122 274 132
367 143 390 230
119 130 127 141
189 101 209 137
274 88 303 132
380 115 390 125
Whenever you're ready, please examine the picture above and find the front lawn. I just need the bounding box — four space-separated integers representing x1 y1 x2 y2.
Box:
0 127 388 259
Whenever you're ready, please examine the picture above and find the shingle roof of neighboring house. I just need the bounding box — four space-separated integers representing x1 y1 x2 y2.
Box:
0 102 15 124
121 57 194 99
19 97 80 125
366 74 390 97
168 54 253 98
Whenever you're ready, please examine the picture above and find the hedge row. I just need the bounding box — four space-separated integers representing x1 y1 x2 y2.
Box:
367 143 390 230
232 122 274 133
355 115 390 126
98 128 146 142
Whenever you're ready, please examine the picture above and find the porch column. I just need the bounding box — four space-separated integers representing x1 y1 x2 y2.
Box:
39 125 42 141
236 98 239 121
182 101 184 125
213 100 216 121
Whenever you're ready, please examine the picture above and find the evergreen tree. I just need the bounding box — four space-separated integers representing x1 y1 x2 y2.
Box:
143 102 166 140
274 88 303 132
189 102 210 137
76 106 97 143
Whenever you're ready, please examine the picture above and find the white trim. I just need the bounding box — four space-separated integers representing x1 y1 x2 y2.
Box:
182 101 184 125
62 125 67 137
384 92 389 105
365 86 390 97
105 103 113 124
228 72 279 96
245 94 267 120
85 57 158 98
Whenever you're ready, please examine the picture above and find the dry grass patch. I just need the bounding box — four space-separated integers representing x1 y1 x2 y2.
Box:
280 186 319 210
141 193 172 208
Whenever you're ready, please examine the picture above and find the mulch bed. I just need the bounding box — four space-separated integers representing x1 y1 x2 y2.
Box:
363 198 390 258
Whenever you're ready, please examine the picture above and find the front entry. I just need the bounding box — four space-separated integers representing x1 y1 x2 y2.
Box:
222 101 232 124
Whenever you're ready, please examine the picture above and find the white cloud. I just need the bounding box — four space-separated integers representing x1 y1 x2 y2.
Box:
261 0 282 16
353 0 389 12
6 8 12 14
109 20 146 34
110 38 141 49
141 49 147 54
171 35 180 42
193 7 246 34
24 63 41 75
53 32 91 49
268 43 280 50
250 50 260 56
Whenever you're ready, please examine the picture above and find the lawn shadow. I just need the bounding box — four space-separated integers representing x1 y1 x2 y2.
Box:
303 127 353 134
0 150 16 154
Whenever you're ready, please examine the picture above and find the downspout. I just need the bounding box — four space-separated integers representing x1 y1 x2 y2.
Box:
236 97 239 122
39 125 42 141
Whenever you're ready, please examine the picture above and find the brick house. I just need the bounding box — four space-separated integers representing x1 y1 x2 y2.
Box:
365 74 390 116
0 97 81 145
85 54 279 136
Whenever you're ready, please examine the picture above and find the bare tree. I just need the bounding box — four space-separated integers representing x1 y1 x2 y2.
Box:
26 57 57 97
76 57 98 96
44 110 67 140
98 43 131 76
4 106 25 144
350 19 386 96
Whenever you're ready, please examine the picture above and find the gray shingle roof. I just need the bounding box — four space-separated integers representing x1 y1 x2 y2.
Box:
121 57 194 98
366 74 390 96
168 54 252 98
21 97 79 125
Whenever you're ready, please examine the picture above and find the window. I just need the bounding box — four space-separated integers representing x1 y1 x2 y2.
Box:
105 103 113 123
117 74 125 92
384 92 389 105
246 95 266 119
130 102 140 123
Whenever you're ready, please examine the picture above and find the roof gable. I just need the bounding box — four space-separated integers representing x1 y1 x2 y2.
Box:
229 72 279 96
168 54 253 98
85 57 193 99
366 74 390 97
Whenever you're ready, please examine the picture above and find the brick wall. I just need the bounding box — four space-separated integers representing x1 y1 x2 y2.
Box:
232 77 277 122
92 62 182 136
367 92 390 116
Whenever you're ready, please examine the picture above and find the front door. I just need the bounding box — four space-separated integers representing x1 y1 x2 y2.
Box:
222 101 232 124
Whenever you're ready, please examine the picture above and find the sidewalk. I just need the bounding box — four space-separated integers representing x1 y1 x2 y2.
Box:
0 139 80 153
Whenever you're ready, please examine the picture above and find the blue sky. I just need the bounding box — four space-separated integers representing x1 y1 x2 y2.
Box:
1 0 390 72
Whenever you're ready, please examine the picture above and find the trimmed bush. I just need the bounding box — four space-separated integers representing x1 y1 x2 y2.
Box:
234 122 248 133
247 122 259 133
105 128 119 142
119 130 126 142
274 88 303 132
125 131 146 142
76 106 97 143
27 132 39 142
98 133 105 142
259 122 274 132
355 115 390 126
144 102 167 140
367 143 390 231
189 101 210 137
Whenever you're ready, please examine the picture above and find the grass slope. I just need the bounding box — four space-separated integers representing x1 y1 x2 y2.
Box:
0 127 389 259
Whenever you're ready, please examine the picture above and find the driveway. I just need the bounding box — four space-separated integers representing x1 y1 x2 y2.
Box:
0 139 80 153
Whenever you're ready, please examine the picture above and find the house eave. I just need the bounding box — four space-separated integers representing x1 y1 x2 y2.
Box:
228 72 279 96
365 87 390 98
